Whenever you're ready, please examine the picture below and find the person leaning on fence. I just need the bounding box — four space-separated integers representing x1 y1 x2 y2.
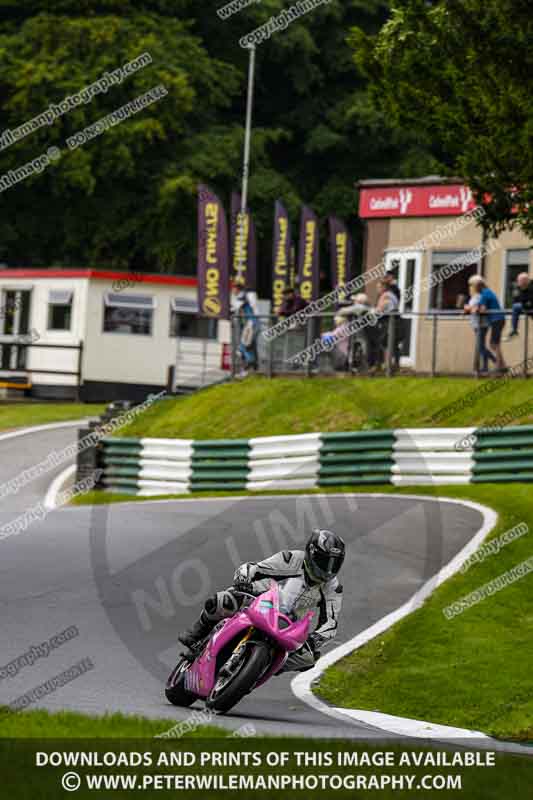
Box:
504 272 533 340
464 284 495 375
467 275 507 376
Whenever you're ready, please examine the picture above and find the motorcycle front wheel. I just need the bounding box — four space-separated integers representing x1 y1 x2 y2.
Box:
205 642 271 715
165 657 196 707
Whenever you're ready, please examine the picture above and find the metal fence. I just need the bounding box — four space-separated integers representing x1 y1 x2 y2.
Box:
0 339 84 397
231 310 531 379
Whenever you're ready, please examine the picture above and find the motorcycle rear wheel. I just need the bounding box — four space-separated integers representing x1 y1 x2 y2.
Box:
165 657 196 707
206 643 271 715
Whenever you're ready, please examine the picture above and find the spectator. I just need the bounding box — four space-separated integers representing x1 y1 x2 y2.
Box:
232 280 258 315
383 274 405 364
278 286 308 317
337 293 379 372
376 277 399 315
321 315 351 370
235 284 259 378
376 279 400 369
504 272 533 340
464 284 495 375
468 275 507 375
384 270 401 302
337 292 371 317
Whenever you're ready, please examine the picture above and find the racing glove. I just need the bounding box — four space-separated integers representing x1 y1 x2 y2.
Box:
233 563 257 593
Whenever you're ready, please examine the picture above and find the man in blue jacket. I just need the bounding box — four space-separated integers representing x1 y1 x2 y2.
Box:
468 275 507 375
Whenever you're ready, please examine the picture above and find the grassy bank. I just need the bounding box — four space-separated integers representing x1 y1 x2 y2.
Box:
316 484 533 743
110 375 533 440
0 402 104 433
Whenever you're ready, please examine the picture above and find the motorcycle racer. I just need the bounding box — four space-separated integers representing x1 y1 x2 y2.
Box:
178 529 345 673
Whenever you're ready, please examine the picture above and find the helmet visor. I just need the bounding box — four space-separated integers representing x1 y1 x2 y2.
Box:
310 550 344 580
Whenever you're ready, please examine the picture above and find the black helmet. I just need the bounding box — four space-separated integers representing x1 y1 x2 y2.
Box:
304 529 345 583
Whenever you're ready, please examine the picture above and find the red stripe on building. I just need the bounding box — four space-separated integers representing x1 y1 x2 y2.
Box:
0 268 198 286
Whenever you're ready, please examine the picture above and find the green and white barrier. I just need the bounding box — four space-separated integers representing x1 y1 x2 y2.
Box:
391 428 475 486
472 424 533 483
99 425 533 495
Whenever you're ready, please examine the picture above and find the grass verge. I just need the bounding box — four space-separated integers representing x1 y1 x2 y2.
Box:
0 402 104 433
0 707 229 738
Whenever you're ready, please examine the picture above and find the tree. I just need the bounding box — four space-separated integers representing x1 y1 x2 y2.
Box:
0 5 242 269
0 0 438 277
349 0 533 237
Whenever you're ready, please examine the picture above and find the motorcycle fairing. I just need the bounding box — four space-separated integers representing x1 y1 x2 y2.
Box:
184 581 313 697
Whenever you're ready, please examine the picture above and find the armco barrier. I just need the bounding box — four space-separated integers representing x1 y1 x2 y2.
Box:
98 425 532 495
472 424 533 483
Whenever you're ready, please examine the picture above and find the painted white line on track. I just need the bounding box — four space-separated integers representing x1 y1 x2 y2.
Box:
333 708 487 739
70 492 361 507
0 418 93 443
292 494 500 741
44 464 77 510
0 418 93 510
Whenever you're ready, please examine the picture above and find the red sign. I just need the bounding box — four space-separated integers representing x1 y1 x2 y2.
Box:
359 184 478 218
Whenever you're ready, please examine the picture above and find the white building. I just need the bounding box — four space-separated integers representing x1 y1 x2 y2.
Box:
0 269 231 401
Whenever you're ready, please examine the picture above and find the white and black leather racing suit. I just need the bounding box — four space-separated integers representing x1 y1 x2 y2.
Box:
204 549 343 673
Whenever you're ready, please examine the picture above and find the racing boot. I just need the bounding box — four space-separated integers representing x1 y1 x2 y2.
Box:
178 611 215 651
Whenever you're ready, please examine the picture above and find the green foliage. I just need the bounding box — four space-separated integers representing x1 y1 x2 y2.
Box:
0 0 439 274
350 0 533 237
0 9 240 269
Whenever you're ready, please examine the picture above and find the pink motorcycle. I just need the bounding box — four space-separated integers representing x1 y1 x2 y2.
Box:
165 581 314 715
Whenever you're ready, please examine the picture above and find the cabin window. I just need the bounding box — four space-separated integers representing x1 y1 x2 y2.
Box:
103 292 155 335
47 290 73 331
169 298 217 339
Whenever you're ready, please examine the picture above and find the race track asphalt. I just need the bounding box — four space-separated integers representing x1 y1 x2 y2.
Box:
0 424 485 738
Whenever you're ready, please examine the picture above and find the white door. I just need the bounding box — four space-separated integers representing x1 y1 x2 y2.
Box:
384 252 422 367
